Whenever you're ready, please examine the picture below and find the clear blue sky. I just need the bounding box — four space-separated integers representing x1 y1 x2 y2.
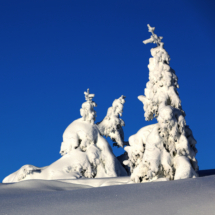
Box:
1 0 215 181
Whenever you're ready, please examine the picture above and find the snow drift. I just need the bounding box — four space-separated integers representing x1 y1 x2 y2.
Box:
0 170 215 215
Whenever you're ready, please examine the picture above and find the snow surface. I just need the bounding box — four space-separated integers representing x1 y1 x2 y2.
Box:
0 170 215 215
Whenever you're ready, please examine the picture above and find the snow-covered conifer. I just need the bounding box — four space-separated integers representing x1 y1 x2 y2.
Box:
3 89 127 183
97 95 126 148
124 25 198 182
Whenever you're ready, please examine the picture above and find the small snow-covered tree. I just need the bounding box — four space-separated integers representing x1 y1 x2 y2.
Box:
97 95 126 148
3 89 127 183
124 25 198 182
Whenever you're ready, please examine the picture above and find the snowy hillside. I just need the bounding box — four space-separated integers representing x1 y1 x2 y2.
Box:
0 170 215 215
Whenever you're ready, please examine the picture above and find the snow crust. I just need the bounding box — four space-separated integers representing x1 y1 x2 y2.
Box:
0 170 215 215
124 25 198 182
3 90 127 183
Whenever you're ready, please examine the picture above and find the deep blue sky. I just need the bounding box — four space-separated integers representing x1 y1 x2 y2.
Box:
1 0 215 181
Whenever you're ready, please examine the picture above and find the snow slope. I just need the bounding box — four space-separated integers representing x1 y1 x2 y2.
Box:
0 170 215 215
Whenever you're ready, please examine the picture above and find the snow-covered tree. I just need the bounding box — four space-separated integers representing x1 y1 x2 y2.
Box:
97 95 126 148
3 89 127 183
124 25 198 182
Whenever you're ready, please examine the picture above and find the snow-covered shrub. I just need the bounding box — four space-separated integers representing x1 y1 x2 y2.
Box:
124 25 198 182
3 89 127 183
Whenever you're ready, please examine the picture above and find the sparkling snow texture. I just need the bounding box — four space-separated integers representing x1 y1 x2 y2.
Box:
3 90 127 183
124 25 198 182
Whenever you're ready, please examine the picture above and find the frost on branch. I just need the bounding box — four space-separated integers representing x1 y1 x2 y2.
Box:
3 89 127 183
124 25 198 183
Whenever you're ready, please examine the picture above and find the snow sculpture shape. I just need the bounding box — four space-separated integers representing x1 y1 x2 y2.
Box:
124 24 198 183
3 89 127 183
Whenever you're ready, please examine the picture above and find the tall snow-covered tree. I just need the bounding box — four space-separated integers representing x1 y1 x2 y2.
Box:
124 25 198 182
